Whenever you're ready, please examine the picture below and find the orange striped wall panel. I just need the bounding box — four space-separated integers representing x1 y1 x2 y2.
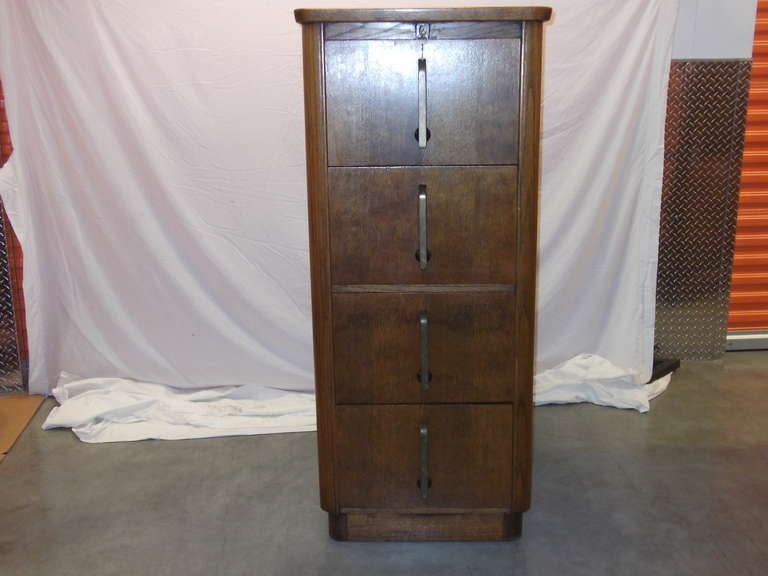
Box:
729 0 768 331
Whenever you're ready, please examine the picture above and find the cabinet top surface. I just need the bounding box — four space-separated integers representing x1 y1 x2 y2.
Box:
294 6 552 23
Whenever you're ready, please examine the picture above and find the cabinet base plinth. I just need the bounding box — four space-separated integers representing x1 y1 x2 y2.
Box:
328 511 522 541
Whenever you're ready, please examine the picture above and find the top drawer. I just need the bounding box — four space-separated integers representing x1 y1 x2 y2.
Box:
324 37 521 166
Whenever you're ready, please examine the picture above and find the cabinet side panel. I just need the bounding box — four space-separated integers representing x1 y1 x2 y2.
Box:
512 21 543 512
301 23 336 513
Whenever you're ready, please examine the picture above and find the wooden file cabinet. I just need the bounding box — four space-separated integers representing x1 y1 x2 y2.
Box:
295 6 551 541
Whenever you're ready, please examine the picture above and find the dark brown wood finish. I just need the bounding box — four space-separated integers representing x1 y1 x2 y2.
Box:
334 404 515 509
300 23 337 514
511 21 544 512
429 21 522 39
296 6 550 541
295 7 552 23
329 511 522 541
325 39 520 166
332 292 515 403
329 166 518 285
324 21 416 40
325 21 522 41
332 284 515 293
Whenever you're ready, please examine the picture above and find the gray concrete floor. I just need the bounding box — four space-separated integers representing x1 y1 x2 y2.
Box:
1 352 767 576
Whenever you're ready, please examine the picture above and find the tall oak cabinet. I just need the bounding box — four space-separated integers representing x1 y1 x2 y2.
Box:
295 7 551 541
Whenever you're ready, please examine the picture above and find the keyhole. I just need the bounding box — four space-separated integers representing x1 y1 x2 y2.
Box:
414 128 431 143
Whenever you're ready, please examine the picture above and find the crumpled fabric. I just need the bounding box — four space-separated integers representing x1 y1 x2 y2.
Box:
42 353 666 446
535 354 670 413
42 372 316 443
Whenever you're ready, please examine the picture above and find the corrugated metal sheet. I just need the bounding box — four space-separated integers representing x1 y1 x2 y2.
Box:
729 0 768 331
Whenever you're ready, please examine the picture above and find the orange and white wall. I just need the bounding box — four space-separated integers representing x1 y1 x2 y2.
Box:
729 0 768 348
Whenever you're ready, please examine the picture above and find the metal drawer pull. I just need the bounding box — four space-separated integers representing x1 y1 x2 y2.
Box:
417 58 428 148
418 423 430 499
418 312 431 389
415 185 429 270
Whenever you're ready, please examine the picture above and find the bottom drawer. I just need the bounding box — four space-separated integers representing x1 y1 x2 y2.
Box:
335 404 515 510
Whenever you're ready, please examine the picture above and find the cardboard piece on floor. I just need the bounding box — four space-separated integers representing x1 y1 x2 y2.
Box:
0 395 44 455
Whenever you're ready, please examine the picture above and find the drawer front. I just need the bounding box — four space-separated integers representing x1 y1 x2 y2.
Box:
329 166 517 285
335 404 515 510
325 39 520 166
333 292 515 403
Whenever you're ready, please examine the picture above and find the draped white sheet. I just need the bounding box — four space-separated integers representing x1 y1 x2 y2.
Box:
0 0 677 439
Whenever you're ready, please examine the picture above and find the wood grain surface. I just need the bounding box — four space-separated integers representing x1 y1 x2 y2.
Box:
325 39 520 166
511 21 544 513
325 21 522 41
332 292 516 403
334 404 515 509
329 510 522 541
295 7 552 23
329 166 518 285
299 23 337 513
297 7 549 540
332 284 516 293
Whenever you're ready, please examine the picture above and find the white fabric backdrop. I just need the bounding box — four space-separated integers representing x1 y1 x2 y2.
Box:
0 1 677 434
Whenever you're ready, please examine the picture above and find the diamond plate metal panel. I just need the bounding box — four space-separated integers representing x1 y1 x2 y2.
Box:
0 79 24 393
655 60 751 360
0 199 21 392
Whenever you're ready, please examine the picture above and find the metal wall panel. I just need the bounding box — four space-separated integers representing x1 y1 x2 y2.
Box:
655 60 751 360
0 80 23 392
0 203 21 393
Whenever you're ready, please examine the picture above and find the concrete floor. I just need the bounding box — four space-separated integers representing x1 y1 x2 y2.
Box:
1 352 767 576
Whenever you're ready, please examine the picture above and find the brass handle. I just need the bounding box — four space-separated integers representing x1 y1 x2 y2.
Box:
417 58 427 149
418 423 430 499
418 313 431 389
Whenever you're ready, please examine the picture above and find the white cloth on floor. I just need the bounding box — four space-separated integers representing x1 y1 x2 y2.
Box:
42 372 316 443
535 354 670 413
43 353 668 444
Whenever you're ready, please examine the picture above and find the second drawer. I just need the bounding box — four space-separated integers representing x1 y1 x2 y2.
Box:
332 291 516 403
329 166 518 285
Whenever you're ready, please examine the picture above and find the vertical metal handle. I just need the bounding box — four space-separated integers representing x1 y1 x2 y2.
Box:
418 58 427 149
417 185 428 271
418 313 430 390
419 423 429 499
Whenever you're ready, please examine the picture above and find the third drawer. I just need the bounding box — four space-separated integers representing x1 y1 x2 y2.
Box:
332 291 516 404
